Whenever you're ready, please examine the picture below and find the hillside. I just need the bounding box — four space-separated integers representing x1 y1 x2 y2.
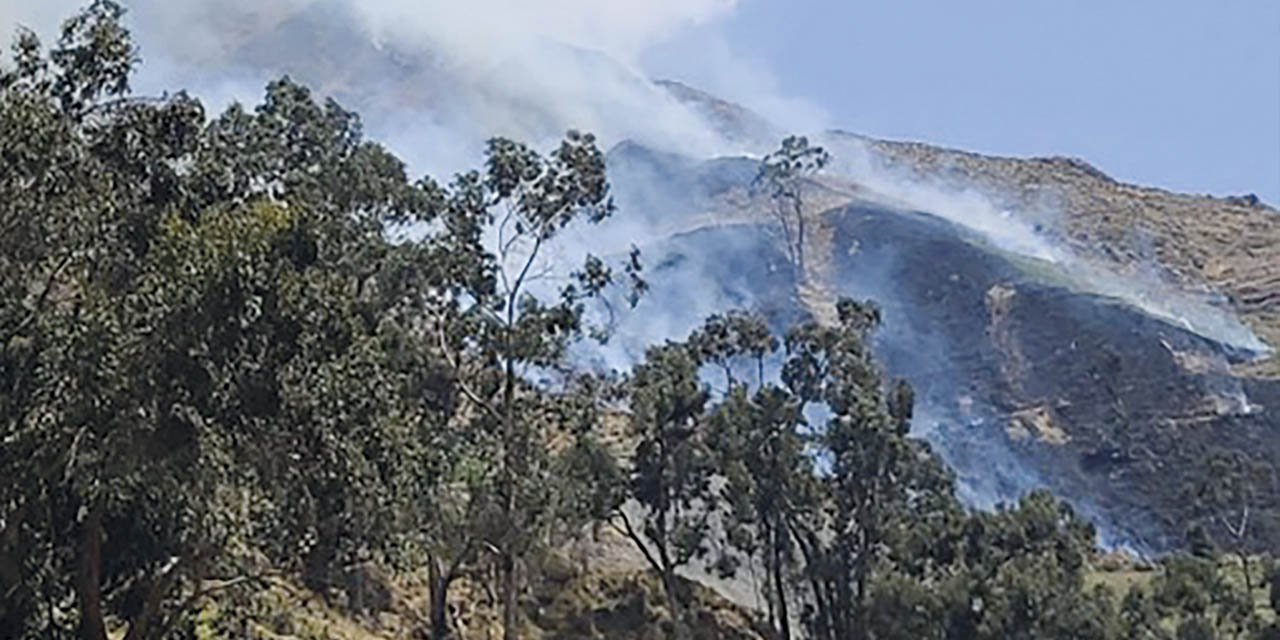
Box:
5 5 1280 639
636 79 1280 547
831 131 1280 376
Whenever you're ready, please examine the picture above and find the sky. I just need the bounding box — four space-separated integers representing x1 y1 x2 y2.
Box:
2 0 1277 204
645 0 1280 205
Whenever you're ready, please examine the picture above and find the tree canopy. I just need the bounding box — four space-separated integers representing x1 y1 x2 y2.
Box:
1 3 1277 640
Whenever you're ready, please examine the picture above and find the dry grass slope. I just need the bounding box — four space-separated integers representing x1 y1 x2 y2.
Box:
833 131 1280 376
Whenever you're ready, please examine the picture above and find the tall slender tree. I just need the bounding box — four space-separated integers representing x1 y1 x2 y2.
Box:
615 342 715 638
753 135 829 279
425 131 645 640
692 310 813 640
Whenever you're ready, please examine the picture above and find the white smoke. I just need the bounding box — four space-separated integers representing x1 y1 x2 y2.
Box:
5 0 738 64
347 0 737 65
819 133 1271 356
4 0 758 175
4 0 1272 551
339 0 745 163
5 2 1267 359
0 5 67 42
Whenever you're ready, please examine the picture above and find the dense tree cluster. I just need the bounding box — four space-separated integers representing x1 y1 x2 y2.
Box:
1 4 1276 640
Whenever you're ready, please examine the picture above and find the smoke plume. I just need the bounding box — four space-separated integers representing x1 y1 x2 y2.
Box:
4 0 1272 547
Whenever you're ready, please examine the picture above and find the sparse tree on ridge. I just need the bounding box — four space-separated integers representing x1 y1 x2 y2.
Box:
754 135 829 280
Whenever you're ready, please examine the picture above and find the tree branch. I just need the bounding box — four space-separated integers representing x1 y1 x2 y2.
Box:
76 505 107 640
507 233 544 328
610 509 664 578
497 201 519 298
433 310 500 422
2 250 74 347
124 545 218 640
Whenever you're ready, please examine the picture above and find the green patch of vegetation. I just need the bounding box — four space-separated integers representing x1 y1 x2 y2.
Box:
2 5 1278 640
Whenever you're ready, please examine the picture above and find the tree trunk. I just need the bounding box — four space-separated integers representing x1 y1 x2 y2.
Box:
762 522 776 632
615 509 690 636
428 557 452 640
76 506 107 640
501 553 518 640
833 558 855 640
856 523 879 640
1238 550 1254 597
1269 564 1280 613
0 501 30 619
787 517 830 640
123 559 183 640
811 578 834 640
853 546 869 640
661 567 691 640
772 530 792 640
500 327 522 640
793 199 806 278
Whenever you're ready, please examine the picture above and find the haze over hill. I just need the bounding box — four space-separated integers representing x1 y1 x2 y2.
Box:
5 0 1275 551
6 3 1280 638
647 0 1280 206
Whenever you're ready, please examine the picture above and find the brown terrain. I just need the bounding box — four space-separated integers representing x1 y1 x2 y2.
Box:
833 131 1280 376
136 10 1280 628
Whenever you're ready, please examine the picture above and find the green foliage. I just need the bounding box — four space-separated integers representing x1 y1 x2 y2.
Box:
4 6 1279 640
1149 554 1261 639
0 4 444 637
422 121 644 639
618 342 716 636
752 135 830 275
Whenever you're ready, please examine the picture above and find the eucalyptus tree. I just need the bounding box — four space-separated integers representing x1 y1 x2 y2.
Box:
775 298 959 640
1186 450 1272 596
709 382 815 640
691 310 812 640
615 342 715 638
951 492 1114 640
0 3 451 637
753 135 829 278
423 130 645 640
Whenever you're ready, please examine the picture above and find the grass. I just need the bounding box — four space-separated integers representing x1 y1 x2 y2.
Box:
1086 554 1276 626
1084 566 1155 598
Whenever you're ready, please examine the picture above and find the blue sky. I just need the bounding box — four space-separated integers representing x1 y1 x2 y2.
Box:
3 1 1274 203
648 0 1280 205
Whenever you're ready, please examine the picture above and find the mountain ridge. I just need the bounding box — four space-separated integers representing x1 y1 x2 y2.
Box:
655 80 1279 378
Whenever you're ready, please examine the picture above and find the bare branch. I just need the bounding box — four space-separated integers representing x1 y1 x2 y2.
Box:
2 249 75 346
497 201 519 298
610 509 664 578
433 308 500 421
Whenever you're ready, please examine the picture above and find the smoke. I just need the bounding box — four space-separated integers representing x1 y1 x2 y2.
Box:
178 0 758 171
818 133 1271 357
346 0 736 66
2 0 736 68
5 1 1266 355
5 0 1272 550
0 5 69 43
819 135 1061 263
1063 260 1270 356
2 0 797 379
6 0 765 176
